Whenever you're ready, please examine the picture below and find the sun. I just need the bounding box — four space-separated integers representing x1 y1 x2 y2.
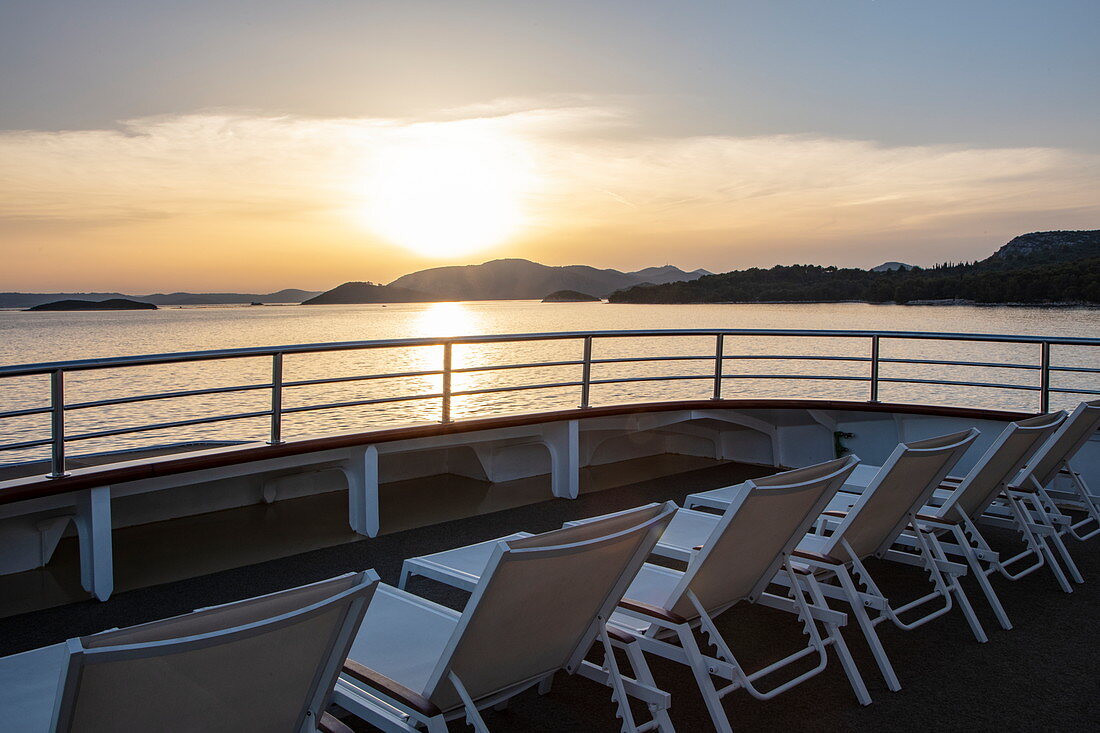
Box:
360 126 533 258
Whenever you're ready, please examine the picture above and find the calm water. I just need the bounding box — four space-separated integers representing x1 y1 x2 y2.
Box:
1 302 1097 464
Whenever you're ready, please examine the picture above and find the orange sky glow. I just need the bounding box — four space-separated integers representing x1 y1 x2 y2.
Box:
2 101 1098 292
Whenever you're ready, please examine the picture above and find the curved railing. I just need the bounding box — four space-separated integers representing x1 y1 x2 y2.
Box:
1 328 1098 478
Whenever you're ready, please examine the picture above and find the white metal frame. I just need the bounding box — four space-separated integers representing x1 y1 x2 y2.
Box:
610 457 869 733
336 503 679 733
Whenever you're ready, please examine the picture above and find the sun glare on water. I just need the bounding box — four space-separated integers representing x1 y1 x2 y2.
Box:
361 127 534 258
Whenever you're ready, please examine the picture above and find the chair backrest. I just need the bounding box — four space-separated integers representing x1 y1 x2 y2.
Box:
1014 399 1100 489
51 571 379 733
823 429 979 561
664 455 859 621
423 502 676 711
938 411 1066 519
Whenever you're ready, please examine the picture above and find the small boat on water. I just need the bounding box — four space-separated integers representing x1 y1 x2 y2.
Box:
0 328 1096 731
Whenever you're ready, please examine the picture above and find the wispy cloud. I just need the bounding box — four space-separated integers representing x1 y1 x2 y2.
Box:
2 100 1098 289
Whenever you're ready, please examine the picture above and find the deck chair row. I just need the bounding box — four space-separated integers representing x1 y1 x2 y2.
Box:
401 434 978 731
397 400 1099 731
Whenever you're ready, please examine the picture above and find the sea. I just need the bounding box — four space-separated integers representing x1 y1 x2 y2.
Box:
1 301 1097 464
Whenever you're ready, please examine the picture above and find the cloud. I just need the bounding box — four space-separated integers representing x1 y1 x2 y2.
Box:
1 100 1098 284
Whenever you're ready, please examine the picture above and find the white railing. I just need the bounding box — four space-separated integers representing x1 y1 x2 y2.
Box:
1 329 1098 478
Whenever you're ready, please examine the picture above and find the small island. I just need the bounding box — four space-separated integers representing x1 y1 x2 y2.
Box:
25 298 158 311
541 290 601 302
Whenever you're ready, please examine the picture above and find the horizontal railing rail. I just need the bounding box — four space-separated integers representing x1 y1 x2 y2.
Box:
1 329 1098 479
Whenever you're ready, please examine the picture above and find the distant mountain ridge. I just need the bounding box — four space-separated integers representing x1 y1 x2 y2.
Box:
0 288 321 308
302 282 437 305
385 259 710 300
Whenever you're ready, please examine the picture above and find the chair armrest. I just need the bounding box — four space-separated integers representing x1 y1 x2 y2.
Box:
319 713 355 733
792 549 843 565
618 598 688 625
342 659 441 718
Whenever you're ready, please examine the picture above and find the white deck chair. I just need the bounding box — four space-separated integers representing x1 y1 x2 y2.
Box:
652 430 983 695
334 502 678 733
1006 399 1100 542
605 457 870 733
0 570 379 733
896 412 1072 619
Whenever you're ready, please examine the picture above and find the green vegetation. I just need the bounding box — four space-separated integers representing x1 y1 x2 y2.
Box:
610 230 1100 305
542 290 601 302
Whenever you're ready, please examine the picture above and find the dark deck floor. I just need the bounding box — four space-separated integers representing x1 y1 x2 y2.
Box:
1 459 1096 731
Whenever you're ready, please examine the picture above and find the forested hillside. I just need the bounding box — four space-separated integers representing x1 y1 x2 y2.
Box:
610 231 1100 305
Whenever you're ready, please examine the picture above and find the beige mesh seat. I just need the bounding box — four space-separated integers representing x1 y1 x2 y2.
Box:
334 503 678 733
645 430 982 698
603 456 869 733
885 412 1071 621
1007 399 1100 544
0 571 379 733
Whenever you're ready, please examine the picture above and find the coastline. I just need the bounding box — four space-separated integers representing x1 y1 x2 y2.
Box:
608 299 1100 308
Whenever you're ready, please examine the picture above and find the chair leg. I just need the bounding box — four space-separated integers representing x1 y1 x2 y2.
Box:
832 566 901 691
595 626 643 733
448 673 492 733
676 625 734 733
1003 495 1072 592
1047 526 1085 584
948 525 1013 631
622 643 676 733
1063 466 1100 540
1026 491 1085 584
802 574 871 705
913 526 987 644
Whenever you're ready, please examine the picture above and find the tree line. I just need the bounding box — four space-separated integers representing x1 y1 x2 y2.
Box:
609 257 1100 305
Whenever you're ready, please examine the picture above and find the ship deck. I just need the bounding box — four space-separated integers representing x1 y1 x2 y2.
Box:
0 457 1095 732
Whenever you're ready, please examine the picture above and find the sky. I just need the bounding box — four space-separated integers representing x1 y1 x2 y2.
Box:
1 0 1098 292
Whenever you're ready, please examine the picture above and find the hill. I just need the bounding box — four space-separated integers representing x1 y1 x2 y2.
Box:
300 282 438 305
988 230 1100 264
871 262 913 272
387 259 707 300
542 290 601 302
26 298 157 311
610 230 1100 305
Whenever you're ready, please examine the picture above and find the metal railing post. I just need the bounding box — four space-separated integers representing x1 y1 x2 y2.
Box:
441 342 452 423
869 335 880 402
1040 341 1051 413
579 336 593 408
48 369 68 478
712 333 724 400
269 353 283 444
